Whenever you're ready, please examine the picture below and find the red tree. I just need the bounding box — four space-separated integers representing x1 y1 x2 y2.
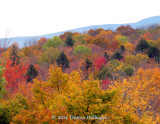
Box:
4 59 28 93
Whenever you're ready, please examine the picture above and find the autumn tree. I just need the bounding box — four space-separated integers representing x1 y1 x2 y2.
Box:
39 47 60 64
56 51 69 70
26 64 38 83
43 36 64 49
73 45 92 59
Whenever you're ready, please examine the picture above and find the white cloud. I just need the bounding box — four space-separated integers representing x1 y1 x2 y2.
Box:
0 0 160 38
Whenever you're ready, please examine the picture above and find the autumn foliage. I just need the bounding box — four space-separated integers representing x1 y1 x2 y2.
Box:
0 24 160 124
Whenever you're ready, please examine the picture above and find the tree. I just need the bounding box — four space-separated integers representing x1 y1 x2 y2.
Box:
120 45 125 53
26 64 38 83
10 44 20 66
104 52 110 63
56 52 69 70
73 45 92 58
111 51 123 60
124 66 134 76
85 58 92 70
43 36 64 49
39 47 60 64
135 38 150 52
0 64 6 98
66 34 74 46
147 46 160 58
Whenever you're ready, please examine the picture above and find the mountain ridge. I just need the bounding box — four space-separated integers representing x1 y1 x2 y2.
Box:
1 15 160 48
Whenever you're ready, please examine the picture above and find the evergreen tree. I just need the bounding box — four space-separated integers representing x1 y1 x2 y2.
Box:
135 38 149 52
111 51 123 60
104 52 110 63
66 35 74 46
10 45 20 66
56 52 69 70
85 58 92 70
120 45 125 53
147 46 160 58
26 64 38 83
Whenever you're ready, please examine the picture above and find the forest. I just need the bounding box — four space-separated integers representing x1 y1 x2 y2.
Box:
0 24 160 124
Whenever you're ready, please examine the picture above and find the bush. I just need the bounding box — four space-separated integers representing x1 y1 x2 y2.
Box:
124 66 134 76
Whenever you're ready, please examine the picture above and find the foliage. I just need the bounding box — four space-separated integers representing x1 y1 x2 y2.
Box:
43 36 64 49
124 66 134 76
56 51 69 70
10 44 20 66
39 47 60 64
0 64 6 98
73 45 92 58
85 58 92 70
125 53 149 67
135 38 150 52
26 64 38 83
147 46 160 58
66 34 74 46
111 51 123 60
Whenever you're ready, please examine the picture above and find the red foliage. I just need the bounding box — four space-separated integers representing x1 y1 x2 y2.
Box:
94 57 106 70
102 79 111 90
4 59 29 93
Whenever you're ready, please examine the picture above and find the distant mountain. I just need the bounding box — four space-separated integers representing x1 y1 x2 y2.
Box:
1 16 160 48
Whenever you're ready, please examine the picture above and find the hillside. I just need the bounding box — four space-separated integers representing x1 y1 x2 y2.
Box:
1 16 160 48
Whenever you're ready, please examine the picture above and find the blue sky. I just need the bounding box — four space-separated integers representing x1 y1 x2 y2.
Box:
0 0 160 38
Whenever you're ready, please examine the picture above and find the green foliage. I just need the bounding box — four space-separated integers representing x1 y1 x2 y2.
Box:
117 36 128 44
135 38 150 52
73 45 92 58
39 47 60 64
56 52 69 70
26 64 38 82
43 36 64 49
66 34 74 46
124 66 134 76
125 53 149 67
0 64 6 98
0 94 28 124
147 46 160 58
111 51 123 60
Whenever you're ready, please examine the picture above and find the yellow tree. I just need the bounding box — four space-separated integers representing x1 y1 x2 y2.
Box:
109 68 160 123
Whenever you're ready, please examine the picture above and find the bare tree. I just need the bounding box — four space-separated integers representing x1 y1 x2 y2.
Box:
24 36 38 47
0 33 11 54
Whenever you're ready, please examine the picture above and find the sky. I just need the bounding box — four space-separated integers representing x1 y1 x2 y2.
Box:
0 0 160 38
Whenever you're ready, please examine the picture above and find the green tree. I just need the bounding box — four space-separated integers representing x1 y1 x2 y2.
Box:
135 38 149 52
0 64 6 98
26 64 38 83
43 36 64 49
111 51 123 60
39 47 60 64
73 45 92 58
147 46 160 58
66 34 74 46
56 52 69 70
124 66 134 76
